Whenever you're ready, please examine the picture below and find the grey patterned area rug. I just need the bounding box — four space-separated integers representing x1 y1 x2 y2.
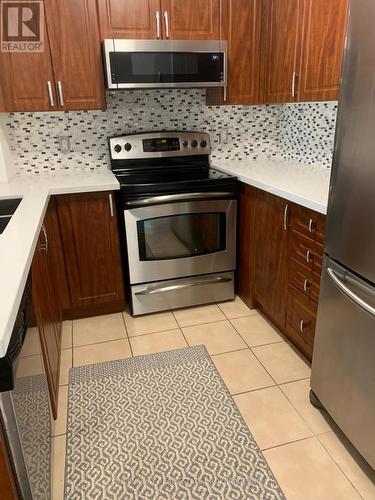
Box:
65 346 285 499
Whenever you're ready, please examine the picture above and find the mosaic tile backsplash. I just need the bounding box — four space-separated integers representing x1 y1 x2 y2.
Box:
0 89 337 174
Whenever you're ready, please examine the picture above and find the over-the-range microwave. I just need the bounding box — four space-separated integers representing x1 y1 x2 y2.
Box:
103 39 227 91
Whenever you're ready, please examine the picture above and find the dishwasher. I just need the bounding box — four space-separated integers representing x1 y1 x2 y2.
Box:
0 276 51 499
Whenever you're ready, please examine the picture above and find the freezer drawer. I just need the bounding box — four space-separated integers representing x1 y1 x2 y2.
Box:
311 257 375 468
131 272 234 315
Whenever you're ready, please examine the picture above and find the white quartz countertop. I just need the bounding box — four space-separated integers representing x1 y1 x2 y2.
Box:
0 158 331 357
212 158 331 215
0 169 119 358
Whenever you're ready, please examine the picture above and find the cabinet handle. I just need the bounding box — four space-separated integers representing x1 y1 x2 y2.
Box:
108 194 114 217
57 81 64 107
308 218 315 233
40 223 48 253
47 81 54 107
303 279 310 292
306 250 312 264
283 204 289 231
291 71 297 98
164 11 169 38
300 320 305 333
156 11 161 39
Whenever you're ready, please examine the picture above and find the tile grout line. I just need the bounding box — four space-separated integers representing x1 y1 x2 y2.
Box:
120 312 134 357
229 383 277 397
316 434 367 500
261 434 316 453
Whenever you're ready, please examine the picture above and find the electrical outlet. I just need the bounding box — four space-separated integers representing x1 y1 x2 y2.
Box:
219 129 228 144
58 136 71 154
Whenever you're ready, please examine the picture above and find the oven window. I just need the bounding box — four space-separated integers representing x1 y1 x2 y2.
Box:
137 213 226 260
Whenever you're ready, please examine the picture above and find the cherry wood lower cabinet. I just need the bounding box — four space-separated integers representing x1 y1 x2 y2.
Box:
236 183 326 360
56 191 125 317
32 221 62 419
0 426 17 500
253 189 290 330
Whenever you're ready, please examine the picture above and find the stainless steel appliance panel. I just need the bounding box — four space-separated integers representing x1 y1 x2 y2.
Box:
311 257 375 468
131 272 234 315
124 198 237 284
325 0 375 284
103 39 227 90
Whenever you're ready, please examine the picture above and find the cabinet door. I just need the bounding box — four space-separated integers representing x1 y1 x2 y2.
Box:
56 192 125 309
97 0 161 39
161 0 220 40
236 183 256 307
298 0 348 101
32 230 61 419
262 0 303 103
226 0 262 104
0 16 57 112
45 0 105 110
0 83 5 112
253 190 289 328
43 198 71 314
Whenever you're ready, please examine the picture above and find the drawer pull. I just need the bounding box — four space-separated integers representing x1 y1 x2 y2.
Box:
308 219 315 233
300 320 305 333
303 279 310 292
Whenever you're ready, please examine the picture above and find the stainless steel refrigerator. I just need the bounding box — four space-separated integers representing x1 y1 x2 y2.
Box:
311 0 375 469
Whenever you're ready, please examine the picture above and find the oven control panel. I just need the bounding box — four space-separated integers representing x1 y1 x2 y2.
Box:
109 132 210 160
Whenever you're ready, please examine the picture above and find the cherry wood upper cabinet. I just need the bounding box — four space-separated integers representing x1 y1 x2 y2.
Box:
225 0 262 104
297 0 349 101
0 18 57 112
160 0 220 40
45 0 105 110
97 0 161 39
253 189 289 329
0 83 5 113
56 192 125 310
261 0 303 104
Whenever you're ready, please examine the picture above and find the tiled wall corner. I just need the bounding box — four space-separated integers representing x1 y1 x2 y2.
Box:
278 101 338 168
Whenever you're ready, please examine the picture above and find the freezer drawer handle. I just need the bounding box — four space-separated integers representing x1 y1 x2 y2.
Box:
327 268 375 318
135 276 232 296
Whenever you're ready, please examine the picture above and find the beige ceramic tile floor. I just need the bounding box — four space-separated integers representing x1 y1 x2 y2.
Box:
51 300 375 500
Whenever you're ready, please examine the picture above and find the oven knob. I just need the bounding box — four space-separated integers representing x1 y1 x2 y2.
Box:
191 140 198 148
182 140 189 148
114 144 122 153
124 143 132 152
200 140 207 148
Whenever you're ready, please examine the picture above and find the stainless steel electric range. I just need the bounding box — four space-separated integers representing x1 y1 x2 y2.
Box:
109 131 237 315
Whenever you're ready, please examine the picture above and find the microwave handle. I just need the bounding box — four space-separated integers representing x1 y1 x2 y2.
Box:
125 192 235 207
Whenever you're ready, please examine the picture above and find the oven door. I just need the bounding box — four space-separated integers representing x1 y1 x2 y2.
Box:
124 197 236 284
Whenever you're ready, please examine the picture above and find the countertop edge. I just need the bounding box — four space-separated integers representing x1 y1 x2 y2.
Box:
0 172 120 358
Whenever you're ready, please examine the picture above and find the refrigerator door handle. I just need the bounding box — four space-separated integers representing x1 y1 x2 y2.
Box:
327 267 375 318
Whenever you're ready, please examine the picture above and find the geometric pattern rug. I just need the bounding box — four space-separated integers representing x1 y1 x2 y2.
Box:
65 345 285 499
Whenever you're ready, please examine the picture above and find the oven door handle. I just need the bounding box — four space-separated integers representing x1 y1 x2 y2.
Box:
125 192 235 207
135 276 232 296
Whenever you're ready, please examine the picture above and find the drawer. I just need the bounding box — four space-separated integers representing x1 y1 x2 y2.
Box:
290 204 326 244
286 285 318 359
288 258 321 303
290 230 323 274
